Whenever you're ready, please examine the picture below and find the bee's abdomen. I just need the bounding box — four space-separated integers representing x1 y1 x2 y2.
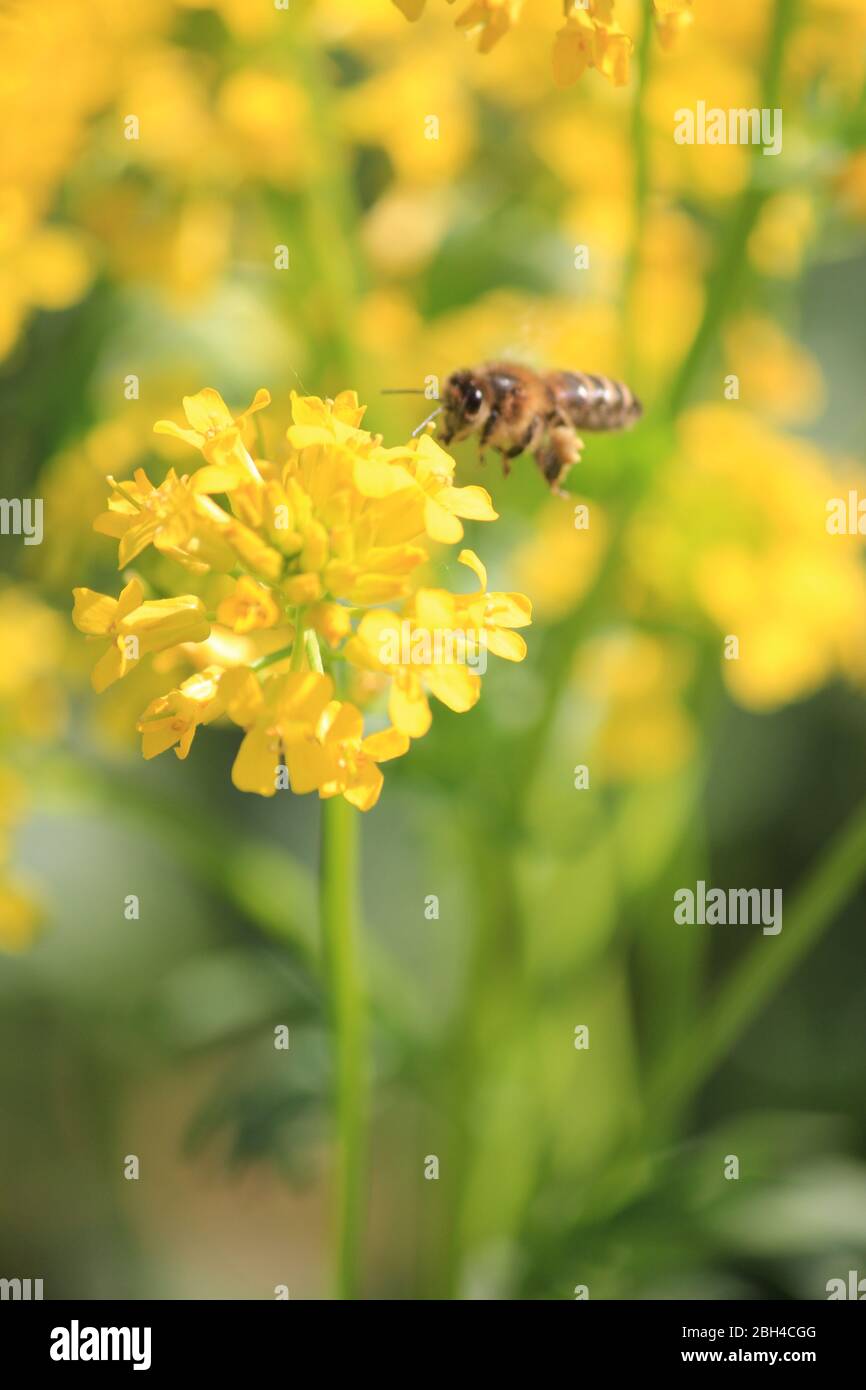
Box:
549 371 642 433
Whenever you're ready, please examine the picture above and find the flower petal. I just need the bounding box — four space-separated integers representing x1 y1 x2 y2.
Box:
457 548 487 590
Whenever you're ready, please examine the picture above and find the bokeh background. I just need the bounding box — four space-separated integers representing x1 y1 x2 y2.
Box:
2 0 866 1299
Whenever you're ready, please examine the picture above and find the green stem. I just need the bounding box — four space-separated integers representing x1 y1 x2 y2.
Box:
622 1 655 380
305 628 325 673
665 0 799 415
648 793 866 1129
290 608 307 670
320 794 366 1299
251 643 295 673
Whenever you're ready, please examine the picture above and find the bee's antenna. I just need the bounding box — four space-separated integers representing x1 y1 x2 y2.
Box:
411 407 443 437
381 388 428 395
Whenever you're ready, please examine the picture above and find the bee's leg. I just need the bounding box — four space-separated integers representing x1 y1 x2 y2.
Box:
500 415 543 476
480 406 501 449
535 425 583 496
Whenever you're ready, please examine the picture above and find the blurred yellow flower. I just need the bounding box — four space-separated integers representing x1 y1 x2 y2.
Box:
574 631 696 782
513 499 609 623
0 879 42 954
724 316 825 425
626 407 866 710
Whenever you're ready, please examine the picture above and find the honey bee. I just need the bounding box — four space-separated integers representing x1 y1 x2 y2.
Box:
436 361 642 494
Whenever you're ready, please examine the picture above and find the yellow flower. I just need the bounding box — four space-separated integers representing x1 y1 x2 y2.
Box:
285 389 369 451
573 632 696 783
654 1 694 52
316 701 410 811
95 467 283 581
217 576 283 634
553 9 596 86
625 406 866 710
154 387 270 477
0 588 67 740
72 578 210 693
77 383 531 810
346 607 481 739
392 0 429 20
553 3 633 87
137 665 227 760
449 548 532 660
0 877 41 953
403 433 499 543
454 0 524 53
230 670 335 798
309 602 353 648
512 498 608 623
392 0 523 52
94 468 221 571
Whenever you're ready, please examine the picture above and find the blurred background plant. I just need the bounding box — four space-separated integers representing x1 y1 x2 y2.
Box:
2 0 866 1299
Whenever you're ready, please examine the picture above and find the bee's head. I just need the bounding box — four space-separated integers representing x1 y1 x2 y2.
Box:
439 369 491 445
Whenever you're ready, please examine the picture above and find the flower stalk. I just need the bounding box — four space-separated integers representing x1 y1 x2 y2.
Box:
320 789 366 1300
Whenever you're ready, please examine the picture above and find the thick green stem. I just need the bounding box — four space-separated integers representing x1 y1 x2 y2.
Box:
320 793 365 1300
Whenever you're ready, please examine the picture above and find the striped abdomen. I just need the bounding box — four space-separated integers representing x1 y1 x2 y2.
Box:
548 371 642 433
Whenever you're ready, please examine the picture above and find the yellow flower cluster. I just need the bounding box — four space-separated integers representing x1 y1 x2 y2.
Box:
73 389 531 811
625 406 866 710
0 589 68 950
393 0 695 84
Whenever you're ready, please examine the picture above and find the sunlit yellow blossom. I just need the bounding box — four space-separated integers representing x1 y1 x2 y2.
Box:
316 702 409 811
72 579 210 693
346 607 481 739
230 670 336 798
95 467 284 581
137 666 227 760
217 577 283 634
309 602 353 648
78 385 529 810
154 388 269 477
95 469 220 571
449 548 532 660
402 434 499 544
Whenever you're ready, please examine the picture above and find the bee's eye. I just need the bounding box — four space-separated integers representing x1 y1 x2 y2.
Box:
465 386 484 417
